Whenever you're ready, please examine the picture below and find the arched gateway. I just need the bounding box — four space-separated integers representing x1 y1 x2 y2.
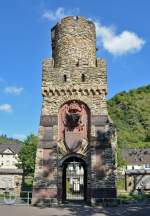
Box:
62 155 87 202
32 16 117 206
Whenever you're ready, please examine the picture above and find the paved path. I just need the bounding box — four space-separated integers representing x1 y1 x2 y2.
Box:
0 204 150 216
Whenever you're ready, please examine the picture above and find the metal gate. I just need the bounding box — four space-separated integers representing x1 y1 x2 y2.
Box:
0 191 32 205
63 159 86 201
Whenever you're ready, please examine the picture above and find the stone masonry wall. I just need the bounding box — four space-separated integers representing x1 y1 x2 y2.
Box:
41 58 107 116
51 16 96 67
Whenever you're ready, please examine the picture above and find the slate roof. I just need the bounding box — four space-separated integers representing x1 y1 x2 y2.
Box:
0 144 21 154
0 168 23 174
122 148 150 165
125 169 150 175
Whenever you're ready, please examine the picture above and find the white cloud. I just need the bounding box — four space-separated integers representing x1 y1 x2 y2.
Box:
12 134 26 141
0 104 12 113
4 86 23 95
42 7 79 22
42 8 145 56
94 21 145 55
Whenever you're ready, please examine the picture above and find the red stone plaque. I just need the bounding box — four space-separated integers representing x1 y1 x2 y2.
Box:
58 101 89 152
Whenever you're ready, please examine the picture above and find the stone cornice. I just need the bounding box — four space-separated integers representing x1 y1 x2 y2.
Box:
42 85 107 97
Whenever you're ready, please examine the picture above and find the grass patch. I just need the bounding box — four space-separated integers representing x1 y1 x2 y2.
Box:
118 192 150 204
117 178 125 190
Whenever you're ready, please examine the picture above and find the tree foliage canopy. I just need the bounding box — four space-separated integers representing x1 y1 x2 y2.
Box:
0 134 22 145
108 85 150 148
108 85 150 166
17 134 38 176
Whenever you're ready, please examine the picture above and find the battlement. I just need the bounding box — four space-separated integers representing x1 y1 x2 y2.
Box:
51 16 96 68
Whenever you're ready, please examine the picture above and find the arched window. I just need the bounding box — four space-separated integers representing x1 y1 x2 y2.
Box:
63 74 67 82
81 74 85 82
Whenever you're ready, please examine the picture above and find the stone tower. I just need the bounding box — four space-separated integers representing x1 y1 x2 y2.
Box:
32 16 117 205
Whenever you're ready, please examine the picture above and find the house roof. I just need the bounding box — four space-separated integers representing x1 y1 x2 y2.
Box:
125 169 150 175
0 144 21 154
122 148 150 165
0 168 23 174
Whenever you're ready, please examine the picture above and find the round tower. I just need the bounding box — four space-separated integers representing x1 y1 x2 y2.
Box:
51 16 96 67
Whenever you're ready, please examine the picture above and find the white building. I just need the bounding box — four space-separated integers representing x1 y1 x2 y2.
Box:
0 144 21 169
0 144 23 195
121 148 150 192
121 148 150 170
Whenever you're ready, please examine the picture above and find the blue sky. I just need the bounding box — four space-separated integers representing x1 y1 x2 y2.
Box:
0 0 150 140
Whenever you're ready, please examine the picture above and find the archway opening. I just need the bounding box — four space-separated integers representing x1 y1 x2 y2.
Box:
62 156 87 202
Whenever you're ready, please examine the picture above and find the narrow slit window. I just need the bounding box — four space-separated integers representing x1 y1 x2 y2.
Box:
81 74 85 82
64 74 67 82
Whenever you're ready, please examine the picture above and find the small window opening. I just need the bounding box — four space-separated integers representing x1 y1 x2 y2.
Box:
51 25 56 41
64 74 67 82
73 16 78 20
76 59 79 67
81 74 85 82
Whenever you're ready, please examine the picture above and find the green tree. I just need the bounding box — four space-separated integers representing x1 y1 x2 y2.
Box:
17 134 38 177
0 134 22 145
116 147 127 168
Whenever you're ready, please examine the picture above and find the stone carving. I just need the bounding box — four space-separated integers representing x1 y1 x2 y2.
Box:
57 138 88 155
58 101 89 153
77 138 88 154
57 139 68 154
